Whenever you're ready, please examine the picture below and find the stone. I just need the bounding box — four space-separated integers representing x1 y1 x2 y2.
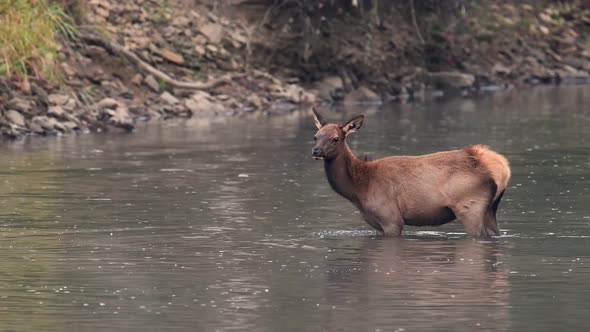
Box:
195 45 206 56
538 25 550 35
492 63 511 75
186 92 223 116
206 45 218 53
160 91 179 104
31 83 49 104
32 116 59 131
144 75 160 92
5 97 32 114
246 94 263 109
200 23 224 44
96 98 118 110
312 76 344 101
108 107 134 131
28 121 44 134
184 99 201 113
344 86 381 104
426 71 475 90
63 98 78 112
193 35 207 45
48 106 65 118
160 48 185 65
61 121 79 131
228 30 247 46
4 110 26 127
131 73 143 85
48 94 70 105
60 62 77 77
95 7 109 18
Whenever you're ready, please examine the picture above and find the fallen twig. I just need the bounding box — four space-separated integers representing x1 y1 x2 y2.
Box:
79 33 237 90
410 0 425 45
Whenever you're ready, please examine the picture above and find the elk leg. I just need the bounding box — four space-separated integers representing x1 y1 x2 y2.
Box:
450 200 489 237
380 222 403 237
483 209 500 236
362 209 403 236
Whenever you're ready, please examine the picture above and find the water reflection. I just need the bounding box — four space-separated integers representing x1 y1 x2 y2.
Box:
0 85 588 331
324 238 510 331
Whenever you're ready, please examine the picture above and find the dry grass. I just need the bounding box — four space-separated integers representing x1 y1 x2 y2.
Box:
0 0 76 80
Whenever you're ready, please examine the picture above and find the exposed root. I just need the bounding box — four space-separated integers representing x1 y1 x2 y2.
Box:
79 33 239 90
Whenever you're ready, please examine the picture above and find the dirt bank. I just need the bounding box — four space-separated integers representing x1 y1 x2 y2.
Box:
1 0 589 139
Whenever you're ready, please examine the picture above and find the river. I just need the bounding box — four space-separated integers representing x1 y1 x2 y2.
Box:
0 85 589 331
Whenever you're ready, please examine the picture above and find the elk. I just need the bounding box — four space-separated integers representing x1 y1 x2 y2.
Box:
311 107 511 237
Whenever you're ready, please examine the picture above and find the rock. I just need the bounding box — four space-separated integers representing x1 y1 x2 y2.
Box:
344 86 381 104
61 121 79 131
19 78 31 95
96 98 118 110
131 74 143 85
60 62 77 77
195 45 206 56
95 7 109 18
107 107 134 131
184 99 201 113
246 94 263 109
5 97 32 114
200 23 223 44
4 110 26 127
492 63 511 75
160 91 179 104
193 35 207 45
48 106 65 118
228 30 247 46
312 76 344 101
539 13 553 25
32 116 61 132
426 71 476 90
144 75 160 92
206 45 218 53
31 83 49 105
538 25 550 35
63 98 78 112
186 92 223 116
28 121 44 134
160 48 185 65
48 94 70 105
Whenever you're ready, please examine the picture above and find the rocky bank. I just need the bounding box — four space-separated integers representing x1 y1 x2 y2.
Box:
0 0 589 139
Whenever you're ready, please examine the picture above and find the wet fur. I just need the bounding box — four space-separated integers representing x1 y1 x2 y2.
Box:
312 110 511 237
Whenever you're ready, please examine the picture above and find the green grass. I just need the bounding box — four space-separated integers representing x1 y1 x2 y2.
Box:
0 0 77 80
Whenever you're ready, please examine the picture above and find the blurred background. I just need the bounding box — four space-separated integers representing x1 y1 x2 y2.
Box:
0 1 589 331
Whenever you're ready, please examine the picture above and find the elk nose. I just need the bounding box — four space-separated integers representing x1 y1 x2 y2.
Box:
312 147 322 156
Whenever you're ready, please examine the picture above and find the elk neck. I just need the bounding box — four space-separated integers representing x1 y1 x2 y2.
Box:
323 141 370 205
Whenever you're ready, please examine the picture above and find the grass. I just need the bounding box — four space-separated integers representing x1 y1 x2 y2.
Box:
0 0 77 81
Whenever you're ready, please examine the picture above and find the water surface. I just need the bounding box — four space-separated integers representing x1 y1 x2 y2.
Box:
0 86 589 331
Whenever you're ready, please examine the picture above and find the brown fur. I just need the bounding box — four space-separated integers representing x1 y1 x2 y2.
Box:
311 108 511 237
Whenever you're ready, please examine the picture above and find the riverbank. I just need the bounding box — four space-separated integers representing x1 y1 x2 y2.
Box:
1 0 589 139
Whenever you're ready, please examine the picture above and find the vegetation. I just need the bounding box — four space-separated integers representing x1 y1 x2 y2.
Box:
0 0 76 80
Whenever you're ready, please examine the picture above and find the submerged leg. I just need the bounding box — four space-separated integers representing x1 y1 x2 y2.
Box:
451 199 490 237
483 209 500 236
381 222 403 236
362 209 403 236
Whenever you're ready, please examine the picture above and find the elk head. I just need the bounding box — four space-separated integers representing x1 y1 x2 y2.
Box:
311 107 365 160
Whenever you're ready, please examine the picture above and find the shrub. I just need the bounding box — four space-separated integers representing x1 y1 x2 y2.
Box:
0 0 76 80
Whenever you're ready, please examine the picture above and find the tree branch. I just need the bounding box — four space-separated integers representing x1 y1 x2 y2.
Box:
79 33 239 90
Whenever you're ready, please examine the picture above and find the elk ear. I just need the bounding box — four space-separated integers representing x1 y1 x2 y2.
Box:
311 106 326 129
342 114 365 136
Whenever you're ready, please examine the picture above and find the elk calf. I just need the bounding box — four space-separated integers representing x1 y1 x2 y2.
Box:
311 107 510 237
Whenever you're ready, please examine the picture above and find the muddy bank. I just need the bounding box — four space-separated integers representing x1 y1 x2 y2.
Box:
1 0 589 139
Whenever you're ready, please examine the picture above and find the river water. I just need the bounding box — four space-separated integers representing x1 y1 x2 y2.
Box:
0 86 589 331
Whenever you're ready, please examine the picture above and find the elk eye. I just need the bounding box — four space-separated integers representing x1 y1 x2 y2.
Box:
332 137 339 142
313 137 317 141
